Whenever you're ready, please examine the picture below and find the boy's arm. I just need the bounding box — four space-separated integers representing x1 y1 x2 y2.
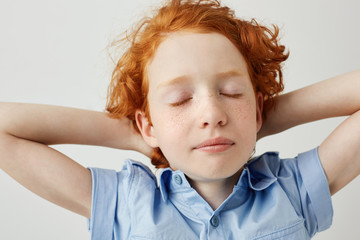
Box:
0 103 150 218
258 70 360 195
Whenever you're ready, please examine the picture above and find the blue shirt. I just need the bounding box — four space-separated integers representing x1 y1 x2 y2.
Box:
87 148 333 240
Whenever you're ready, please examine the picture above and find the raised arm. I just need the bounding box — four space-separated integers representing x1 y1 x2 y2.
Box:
258 70 360 195
0 103 150 218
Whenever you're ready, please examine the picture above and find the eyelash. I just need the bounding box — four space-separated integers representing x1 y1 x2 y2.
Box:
170 93 242 107
170 98 192 107
220 93 242 98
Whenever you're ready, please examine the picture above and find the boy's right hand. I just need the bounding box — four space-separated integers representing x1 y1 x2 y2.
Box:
0 103 152 218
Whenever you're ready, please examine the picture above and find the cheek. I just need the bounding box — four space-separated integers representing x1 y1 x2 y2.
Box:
150 105 191 140
230 100 258 131
150 108 191 167
233 99 255 117
168 109 188 127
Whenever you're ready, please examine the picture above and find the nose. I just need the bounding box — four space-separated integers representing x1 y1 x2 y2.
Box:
198 95 228 129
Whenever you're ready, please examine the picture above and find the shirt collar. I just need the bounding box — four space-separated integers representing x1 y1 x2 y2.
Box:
158 152 279 202
159 169 191 202
238 152 279 190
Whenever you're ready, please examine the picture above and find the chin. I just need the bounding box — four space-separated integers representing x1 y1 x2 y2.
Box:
192 164 244 182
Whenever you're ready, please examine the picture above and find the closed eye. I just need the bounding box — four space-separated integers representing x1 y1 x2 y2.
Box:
221 93 243 98
170 98 192 107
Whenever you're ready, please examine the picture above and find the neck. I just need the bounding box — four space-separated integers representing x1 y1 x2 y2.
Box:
187 170 241 210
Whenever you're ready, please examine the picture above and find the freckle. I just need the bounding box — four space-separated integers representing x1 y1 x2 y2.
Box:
171 111 185 126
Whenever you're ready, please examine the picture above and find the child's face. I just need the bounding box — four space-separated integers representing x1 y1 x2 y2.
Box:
137 31 263 182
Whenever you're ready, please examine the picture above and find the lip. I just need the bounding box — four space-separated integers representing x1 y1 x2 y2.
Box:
194 137 235 153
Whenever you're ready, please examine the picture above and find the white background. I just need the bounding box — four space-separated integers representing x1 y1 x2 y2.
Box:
0 0 359 239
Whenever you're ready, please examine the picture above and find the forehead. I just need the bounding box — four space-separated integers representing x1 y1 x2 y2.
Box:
146 31 249 88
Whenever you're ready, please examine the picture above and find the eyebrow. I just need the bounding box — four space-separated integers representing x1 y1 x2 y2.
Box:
157 75 191 89
157 70 246 89
215 70 246 80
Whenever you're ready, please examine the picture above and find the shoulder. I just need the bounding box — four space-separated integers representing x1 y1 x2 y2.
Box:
121 159 157 184
247 148 333 234
87 159 159 239
89 159 157 195
248 148 324 180
88 159 158 216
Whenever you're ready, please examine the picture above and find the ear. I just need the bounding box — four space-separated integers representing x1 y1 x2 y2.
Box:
255 92 263 132
135 110 159 148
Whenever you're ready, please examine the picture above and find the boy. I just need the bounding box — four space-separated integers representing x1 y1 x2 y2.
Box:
0 0 359 239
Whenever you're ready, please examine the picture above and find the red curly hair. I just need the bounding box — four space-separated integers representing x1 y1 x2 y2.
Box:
106 0 289 168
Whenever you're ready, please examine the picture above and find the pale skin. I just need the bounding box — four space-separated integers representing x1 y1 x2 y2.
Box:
136 32 263 209
0 32 359 220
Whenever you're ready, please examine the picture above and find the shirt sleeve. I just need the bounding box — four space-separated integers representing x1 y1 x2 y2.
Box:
296 147 333 235
87 168 118 240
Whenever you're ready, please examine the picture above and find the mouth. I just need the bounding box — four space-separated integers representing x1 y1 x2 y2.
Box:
194 137 235 153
